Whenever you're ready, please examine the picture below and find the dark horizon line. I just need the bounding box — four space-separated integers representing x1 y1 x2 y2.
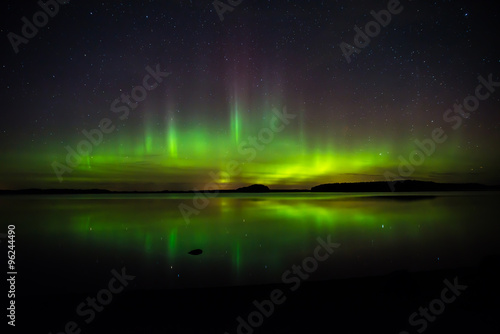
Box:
1 180 499 194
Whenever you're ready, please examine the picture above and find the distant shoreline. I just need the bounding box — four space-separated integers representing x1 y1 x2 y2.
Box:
1 180 499 195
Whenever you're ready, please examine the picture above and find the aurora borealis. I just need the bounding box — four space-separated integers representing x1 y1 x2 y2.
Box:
1 0 500 191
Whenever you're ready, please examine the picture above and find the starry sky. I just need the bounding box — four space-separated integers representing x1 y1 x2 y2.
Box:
1 0 499 191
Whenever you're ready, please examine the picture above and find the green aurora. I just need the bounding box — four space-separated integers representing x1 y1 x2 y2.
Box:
1 101 496 191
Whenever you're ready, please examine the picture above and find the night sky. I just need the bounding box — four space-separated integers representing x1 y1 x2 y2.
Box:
1 0 499 191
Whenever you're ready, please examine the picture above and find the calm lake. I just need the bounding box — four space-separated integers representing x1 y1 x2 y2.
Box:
2 192 499 295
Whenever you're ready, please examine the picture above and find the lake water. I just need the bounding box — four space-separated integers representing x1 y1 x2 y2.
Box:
2 192 499 295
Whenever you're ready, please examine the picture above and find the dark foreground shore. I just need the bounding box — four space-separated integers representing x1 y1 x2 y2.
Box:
20 255 500 333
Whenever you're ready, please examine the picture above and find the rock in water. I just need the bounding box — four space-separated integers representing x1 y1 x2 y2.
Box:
188 249 203 255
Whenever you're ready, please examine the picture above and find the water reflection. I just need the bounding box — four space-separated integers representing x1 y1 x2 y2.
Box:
1 192 499 293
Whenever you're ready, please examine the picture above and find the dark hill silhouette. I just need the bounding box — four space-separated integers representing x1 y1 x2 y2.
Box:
1 180 498 195
235 184 270 193
311 180 497 192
